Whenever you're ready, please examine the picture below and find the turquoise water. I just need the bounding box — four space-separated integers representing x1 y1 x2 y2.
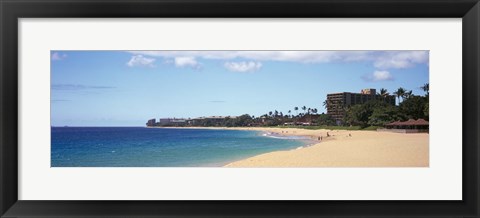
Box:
51 127 311 167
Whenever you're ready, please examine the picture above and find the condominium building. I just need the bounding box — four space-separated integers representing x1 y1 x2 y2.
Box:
326 88 395 124
159 118 187 126
146 119 156 127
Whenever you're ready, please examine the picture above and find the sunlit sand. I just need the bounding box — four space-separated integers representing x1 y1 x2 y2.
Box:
220 127 428 167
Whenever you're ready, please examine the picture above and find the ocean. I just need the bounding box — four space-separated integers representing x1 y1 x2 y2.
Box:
51 127 311 167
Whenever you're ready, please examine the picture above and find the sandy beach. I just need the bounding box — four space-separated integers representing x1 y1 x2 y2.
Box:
153 126 429 167
221 127 429 167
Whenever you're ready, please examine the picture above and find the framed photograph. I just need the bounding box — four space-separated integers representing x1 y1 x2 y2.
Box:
1 0 479 217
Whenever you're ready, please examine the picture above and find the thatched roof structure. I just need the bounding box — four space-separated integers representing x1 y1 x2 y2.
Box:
385 119 429 126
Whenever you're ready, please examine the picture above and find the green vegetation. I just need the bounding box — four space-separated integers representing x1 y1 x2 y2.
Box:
344 85 429 127
344 100 400 127
151 84 429 130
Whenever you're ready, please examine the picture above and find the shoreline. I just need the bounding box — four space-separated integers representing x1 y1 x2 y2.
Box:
150 126 332 162
226 127 428 167
149 127 429 168
151 126 347 140
151 126 429 167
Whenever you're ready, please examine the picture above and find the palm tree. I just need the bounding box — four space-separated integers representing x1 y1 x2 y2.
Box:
323 100 328 110
302 106 307 114
379 88 389 103
393 87 406 104
421 83 429 96
312 108 318 114
268 111 273 117
288 110 291 118
294 107 299 116
404 90 413 99
379 88 389 97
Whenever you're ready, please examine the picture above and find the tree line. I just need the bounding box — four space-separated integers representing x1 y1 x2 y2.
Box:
158 84 429 128
343 84 429 127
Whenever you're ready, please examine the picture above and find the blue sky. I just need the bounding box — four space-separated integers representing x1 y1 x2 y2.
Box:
51 51 429 126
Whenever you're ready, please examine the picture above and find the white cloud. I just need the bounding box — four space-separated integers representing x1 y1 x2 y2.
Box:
224 61 262 72
373 51 429 69
127 55 155 67
51 52 67 61
363 70 394 82
174 56 200 69
373 71 393 81
128 51 366 63
128 51 428 69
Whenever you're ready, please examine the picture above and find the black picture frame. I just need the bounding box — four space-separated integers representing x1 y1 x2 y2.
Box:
1 0 479 217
